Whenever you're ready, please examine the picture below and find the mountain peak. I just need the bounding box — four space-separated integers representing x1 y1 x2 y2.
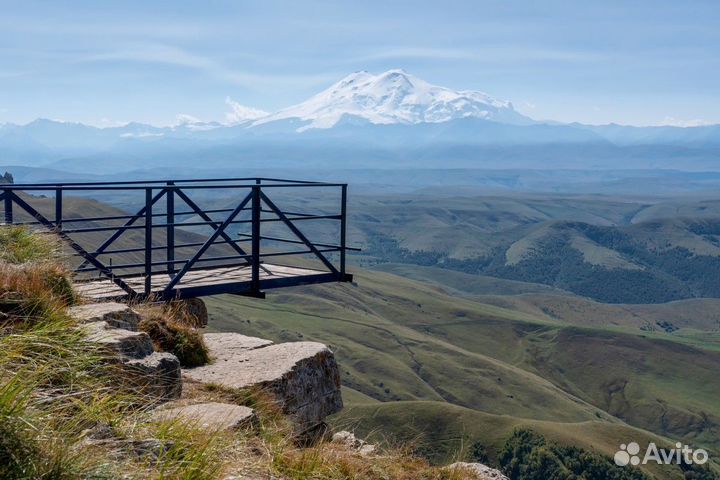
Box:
256 69 532 130
224 97 270 124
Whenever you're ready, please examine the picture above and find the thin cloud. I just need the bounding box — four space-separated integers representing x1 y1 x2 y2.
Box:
77 44 337 89
348 46 604 64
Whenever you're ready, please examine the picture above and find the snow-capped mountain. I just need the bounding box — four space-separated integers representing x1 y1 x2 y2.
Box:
254 69 533 130
225 97 269 124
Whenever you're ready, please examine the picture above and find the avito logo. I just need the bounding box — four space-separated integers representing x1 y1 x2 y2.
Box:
615 441 708 466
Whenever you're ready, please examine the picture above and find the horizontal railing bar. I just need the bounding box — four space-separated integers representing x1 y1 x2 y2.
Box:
237 233 361 251
256 247 340 258
55 207 237 224
73 247 341 273
60 213 343 233
23 208 329 228
0 177 340 188
74 255 251 272
0 182 346 191
60 219 247 233
68 238 253 256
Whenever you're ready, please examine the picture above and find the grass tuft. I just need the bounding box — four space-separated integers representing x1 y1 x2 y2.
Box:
0 225 58 264
137 305 210 368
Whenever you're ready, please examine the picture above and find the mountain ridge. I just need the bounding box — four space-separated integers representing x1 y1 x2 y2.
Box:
1 69 719 173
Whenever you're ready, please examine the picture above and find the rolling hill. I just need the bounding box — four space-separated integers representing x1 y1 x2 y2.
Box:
350 194 720 303
203 267 720 479
7 185 720 479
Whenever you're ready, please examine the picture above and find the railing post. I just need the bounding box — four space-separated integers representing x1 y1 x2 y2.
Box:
340 184 347 279
251 183 261 295
166 182 175 276
55 188 62 231
4 189 12 224
145 187 152 296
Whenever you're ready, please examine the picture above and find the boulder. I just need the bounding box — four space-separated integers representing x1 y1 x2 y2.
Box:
170 298 209 327
153 402 255 431
447 462 509 480
84 321 154 358
69 302 142 330
183 333 342 429
126 352 182 400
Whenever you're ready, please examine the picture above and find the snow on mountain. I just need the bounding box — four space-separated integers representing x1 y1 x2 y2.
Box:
254 69 533 130
225 97 270 124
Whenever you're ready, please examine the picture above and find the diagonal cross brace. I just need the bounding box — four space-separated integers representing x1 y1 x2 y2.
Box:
10 192 137 297
260 191 339 275
77 188 167 270
163 191 253 294
173 188 250 260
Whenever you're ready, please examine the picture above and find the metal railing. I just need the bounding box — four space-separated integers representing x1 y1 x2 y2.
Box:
0 177 355 300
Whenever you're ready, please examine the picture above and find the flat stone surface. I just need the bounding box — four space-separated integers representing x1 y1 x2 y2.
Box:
203 332 274 354
447 463 509 480
183 334 342 428
69 303 142 331
126 352 182 400
153 402 255 431
84 321 154 358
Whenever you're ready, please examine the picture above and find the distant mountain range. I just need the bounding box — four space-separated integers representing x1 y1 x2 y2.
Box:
1 69 719 173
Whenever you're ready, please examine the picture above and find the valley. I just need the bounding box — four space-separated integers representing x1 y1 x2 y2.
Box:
6 178 720 479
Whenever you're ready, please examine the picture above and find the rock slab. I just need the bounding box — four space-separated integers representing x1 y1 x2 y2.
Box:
183 333 342 429
153 402 255 431
69 303 142 330
84 321 154 358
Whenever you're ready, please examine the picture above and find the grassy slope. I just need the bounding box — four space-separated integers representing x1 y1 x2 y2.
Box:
335 400 682 480
204 268 720 478
1 226 474 480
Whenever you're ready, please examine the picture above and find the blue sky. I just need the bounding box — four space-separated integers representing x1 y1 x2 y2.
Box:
0 0 718 127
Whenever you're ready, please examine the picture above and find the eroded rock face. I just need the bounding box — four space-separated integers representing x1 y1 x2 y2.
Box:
73 303 182 402
447 462 509 480
183 333 342 430
126 352 182 400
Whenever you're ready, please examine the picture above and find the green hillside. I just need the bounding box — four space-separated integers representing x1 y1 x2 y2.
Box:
359 215 720 303
334 400 682 480
11 191 720 478
204 268 720 479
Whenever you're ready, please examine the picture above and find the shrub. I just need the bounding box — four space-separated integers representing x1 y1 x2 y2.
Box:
498 429 649 480
469 440 489 463
139 310 210 368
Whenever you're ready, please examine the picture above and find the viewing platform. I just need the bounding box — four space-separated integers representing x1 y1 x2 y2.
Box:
0 177 354 300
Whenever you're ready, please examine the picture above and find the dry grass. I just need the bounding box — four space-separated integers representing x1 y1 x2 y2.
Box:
0 226 480 479
136 303 210 368
184 382 474 480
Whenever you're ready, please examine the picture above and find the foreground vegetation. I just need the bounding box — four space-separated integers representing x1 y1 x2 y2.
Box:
0 226 482 479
